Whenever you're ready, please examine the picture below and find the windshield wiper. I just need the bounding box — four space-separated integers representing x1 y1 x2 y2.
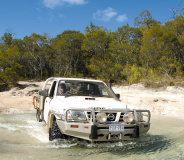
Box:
88 94 102 97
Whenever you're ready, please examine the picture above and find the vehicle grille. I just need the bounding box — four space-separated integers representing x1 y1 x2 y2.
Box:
119 113 125 122
87 112 125 122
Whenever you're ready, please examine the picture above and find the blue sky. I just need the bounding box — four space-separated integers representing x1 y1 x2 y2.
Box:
0 0 183 39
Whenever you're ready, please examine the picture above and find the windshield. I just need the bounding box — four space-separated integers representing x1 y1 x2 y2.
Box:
57 80 113 98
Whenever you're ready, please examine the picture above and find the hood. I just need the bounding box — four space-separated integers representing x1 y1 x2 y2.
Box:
56 96 138 110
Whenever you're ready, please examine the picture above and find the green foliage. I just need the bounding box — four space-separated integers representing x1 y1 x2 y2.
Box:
0 10 184 90
134 10 160 28
124 64 146 84
5 68 19 85
51 30 85 77
23 33 50 79
0 33 23 87
85 22 106 34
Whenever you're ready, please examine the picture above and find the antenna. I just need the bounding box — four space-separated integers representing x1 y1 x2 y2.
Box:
126 82 130 110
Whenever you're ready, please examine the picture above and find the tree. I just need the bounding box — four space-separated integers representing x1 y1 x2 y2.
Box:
0 33 22 85
0 12 184 85
140 23 164 75
162 15 184 76
23 33 50 79
134 10 160 28
85 22 106 34
140 15 184 78
82 28 113 79
109 25 143 80
51 30 85 77
169 1 184 20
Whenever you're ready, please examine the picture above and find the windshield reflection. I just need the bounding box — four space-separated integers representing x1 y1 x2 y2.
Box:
57 80 112 98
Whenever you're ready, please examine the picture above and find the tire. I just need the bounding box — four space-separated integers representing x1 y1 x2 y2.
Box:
49 120 63 141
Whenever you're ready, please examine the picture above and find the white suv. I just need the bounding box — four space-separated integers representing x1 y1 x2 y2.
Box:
34 77 151 142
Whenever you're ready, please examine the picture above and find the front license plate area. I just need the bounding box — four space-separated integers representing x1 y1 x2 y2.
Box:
109 125 124 132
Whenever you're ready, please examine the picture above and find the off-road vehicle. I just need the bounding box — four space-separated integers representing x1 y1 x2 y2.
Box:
33 77 151 141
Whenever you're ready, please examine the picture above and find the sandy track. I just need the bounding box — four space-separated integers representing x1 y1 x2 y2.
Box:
0 81 44 114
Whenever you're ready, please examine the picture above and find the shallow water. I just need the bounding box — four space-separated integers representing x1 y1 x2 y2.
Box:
0 113 184 160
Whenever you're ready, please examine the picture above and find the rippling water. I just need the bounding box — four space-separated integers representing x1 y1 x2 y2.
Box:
0 113 184 160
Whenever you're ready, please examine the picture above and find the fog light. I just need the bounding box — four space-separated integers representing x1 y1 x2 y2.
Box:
96 112 107 123
123 112 134 123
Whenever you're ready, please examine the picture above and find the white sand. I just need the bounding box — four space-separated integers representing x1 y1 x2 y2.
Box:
0 81 44 114
0 81 183 120
113 84 184 119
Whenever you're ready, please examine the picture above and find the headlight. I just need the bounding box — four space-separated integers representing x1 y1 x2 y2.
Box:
67 110 87 121
96 112 107 123
123 112 134 123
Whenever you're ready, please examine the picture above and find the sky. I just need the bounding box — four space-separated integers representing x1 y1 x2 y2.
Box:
0 0 183 39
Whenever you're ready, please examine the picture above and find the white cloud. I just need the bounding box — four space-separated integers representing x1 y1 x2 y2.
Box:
63 0 87 5
43 0 61 8
116 14 128 22
43 0 87 9
93 7 117 22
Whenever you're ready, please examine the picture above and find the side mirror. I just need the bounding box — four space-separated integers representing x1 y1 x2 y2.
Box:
108 79 115 84
39 90 48 96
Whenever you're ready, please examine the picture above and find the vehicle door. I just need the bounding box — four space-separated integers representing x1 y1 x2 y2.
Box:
44 80 57 123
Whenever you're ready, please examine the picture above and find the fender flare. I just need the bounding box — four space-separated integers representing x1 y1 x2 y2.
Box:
47 112 55 132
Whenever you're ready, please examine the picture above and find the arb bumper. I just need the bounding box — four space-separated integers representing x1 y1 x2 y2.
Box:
56 108 151 142
57 120 150 142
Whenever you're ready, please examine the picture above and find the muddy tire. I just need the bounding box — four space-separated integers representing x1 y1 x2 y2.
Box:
49 120 63 141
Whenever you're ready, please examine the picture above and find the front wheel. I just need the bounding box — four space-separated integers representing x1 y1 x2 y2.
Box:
49 120 63 141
